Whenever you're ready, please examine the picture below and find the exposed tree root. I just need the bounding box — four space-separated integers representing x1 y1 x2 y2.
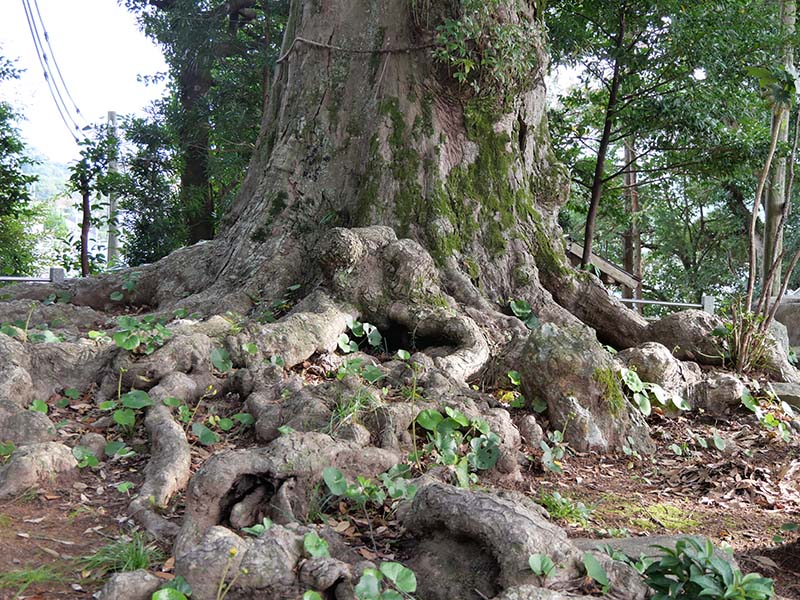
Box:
128 373 196 540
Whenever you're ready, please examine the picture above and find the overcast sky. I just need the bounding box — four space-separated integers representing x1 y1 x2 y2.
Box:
0 0 167 164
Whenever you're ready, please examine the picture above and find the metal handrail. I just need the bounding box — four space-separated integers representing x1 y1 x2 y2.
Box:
618 294 716 314
0 268 65 284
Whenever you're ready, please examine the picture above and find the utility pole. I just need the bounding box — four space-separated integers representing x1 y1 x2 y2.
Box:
106 110 119 266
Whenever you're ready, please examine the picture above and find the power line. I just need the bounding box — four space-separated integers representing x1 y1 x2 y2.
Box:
23 0 82 132
29 0 86 124
20 0 79 142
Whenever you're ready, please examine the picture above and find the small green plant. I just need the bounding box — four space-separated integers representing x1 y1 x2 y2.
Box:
241 517 273 537
642 537 774 599
214 547 247 600
431 0 539 99
211 347 233 373
323 464 417 513
116 481 135 495
110 271 141 301
99 389 155 436
72 446 99 468
509 299 540 329
711 298 773 375
582 553 610 594
772 521 799 544
254 284 302 323
498 370 527 408
539 427 569 473
328 389 379 433
537 491 593 527
354 562 417 599
414 407 500 487
28 399 48 414
113 315 172 354
619 368 690 416
528 553 556 579
338 317 385 354
741 385 795 442
152 575 193 599
79 531 164 575
0 440 15 462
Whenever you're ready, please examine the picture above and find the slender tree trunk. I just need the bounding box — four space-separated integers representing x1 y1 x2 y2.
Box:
762 0 796 297
179 65 215 244
581 9 625 268
622 137 642 308
80 176 91 278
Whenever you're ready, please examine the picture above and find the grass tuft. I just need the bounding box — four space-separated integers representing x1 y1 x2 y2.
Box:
0 565 64 597
79 531 165 575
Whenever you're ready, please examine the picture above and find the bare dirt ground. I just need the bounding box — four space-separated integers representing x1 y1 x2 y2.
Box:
2 360 799 600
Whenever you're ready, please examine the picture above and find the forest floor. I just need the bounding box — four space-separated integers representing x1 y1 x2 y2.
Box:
1 357 799 600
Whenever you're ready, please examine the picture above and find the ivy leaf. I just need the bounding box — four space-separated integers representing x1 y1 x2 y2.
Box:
211 348 233 373
379 562 417 593
396 349 411 361
528 553 556 578
218 418 234 432
741 389 758 412
634 392 651 417
29 399 48 414
192 422 219 446
507 370 521 386
109 291 124 301
712 429 726 451
114 408 136 428
354 569 382 599
233 412 255 426
303 532 330 558
105 441 134 457
113 331 140 351
120 390 153 409
415 409 443 431
444 406 469 427
242 342 258 355
510 299 532 319
323 466 348 496
152 590 188 600
582 553 610 590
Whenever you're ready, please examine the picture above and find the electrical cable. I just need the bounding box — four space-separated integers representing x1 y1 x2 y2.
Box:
22 0 82 133
30 0 87 124
20 0 79 142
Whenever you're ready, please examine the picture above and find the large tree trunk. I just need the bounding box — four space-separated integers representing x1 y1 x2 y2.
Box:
1 3 716 598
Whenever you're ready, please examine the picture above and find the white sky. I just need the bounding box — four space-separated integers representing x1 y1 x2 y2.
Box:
0 0 167 163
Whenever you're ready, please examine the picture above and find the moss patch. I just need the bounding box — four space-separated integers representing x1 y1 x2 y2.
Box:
631 503 700 533
593 367 626 416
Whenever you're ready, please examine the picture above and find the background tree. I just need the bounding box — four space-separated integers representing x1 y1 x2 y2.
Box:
0 54 39 276
123 0 289 244
549 0 788 304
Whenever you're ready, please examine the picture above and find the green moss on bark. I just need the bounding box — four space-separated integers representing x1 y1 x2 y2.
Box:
592 367 626 416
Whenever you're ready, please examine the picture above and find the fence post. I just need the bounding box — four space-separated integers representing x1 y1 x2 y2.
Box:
701 295 715 314
49 268 65 283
